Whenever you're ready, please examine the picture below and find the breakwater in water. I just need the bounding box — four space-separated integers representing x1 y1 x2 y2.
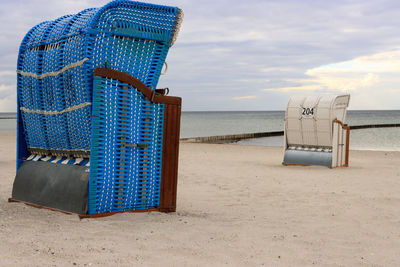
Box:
181 123 400 144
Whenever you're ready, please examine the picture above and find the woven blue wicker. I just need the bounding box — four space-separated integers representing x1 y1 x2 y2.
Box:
89 76 164 213
15 0 183 215
17 0 183 159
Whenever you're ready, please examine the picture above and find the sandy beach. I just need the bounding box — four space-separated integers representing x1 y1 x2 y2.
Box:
1 133 400 266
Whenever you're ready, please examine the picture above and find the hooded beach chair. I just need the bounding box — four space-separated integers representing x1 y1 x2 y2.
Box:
10 0 183 217
282 94 350 168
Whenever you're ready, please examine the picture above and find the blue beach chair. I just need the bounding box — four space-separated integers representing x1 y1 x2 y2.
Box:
10 0 183 217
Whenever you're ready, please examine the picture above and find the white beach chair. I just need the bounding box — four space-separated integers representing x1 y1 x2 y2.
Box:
283 94 350 168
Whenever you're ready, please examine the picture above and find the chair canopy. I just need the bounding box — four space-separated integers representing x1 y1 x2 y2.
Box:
17 0 183 157
285 94 350 148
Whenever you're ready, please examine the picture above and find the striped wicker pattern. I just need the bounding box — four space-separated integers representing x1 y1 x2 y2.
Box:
26 154 90 167
16 0 183 214
89 76 164 214
17 0 182 158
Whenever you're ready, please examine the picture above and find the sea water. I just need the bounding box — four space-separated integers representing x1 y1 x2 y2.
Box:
181 110 400 151
1 110 399 151
0 113 17 134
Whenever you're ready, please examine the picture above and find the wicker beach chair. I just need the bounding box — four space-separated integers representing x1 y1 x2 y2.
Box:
282 94 350 168
10 0 183 217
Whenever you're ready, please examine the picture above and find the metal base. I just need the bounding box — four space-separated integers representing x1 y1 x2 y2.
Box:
283 149 332 167
11 161 89 214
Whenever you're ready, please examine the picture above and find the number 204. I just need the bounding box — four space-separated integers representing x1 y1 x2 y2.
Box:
302 108 314 116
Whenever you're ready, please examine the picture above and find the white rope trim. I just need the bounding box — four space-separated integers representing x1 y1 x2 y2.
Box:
20 102 92 115
161 61 168 75
171 8 184 46
16 58 89 79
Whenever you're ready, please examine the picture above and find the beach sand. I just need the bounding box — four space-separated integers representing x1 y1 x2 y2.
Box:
1 133 400 266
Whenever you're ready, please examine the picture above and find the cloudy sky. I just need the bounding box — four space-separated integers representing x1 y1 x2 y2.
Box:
1 0 400 111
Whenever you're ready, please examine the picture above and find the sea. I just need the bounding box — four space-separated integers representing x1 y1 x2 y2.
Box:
1 110 400 151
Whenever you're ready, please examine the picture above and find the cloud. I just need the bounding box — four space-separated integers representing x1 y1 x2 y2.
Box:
0 71 15 76
0 84 15 98
282 72 381 92
0 84 13 92
2 0 400 111
306 49 400 74
232 95 257 100
234 78 270 83
263 85 322 92
260 67 297 73
263 49 400 109
0 93 16 111
301 50 400 92
268 49 400 93
158 0 400 110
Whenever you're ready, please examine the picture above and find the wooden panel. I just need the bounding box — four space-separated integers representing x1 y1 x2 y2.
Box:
159 102 181 212
94 68 181 105
345 125 350 167
334 119 350 168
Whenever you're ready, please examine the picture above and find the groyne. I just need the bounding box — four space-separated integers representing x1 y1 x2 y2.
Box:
181 123 400 143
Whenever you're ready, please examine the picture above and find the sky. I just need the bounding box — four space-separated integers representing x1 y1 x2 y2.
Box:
1 0 400 111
